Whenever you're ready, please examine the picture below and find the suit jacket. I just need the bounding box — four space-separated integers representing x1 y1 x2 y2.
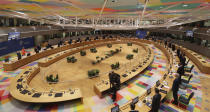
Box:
17 52 21 60
172 77 180 92
152 93 161 110
177 65 185 75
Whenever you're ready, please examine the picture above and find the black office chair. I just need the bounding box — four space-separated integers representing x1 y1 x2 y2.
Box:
179 92 194 107
185 65 194 73
181 74 193 84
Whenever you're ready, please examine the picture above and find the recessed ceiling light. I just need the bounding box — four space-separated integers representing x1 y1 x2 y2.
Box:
183 4 188 7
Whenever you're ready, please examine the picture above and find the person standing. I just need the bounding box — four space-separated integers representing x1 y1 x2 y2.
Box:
16 51 22 60
150 88 161 112
177 63 185 77
111 84 117 102
172 74 181 105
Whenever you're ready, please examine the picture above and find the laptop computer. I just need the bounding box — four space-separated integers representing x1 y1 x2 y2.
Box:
111 105 120 112
132 96 139 104
147 88 151 95
156 80 160 87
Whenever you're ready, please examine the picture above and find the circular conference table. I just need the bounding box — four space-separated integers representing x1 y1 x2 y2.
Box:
9 38 157 103
8 37 194 112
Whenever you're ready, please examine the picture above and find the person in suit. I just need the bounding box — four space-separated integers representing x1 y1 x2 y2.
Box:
58 42 61 47
46 43 53 49
150 88 161 112
16 51 22 60
85 37 89 41
68 39 72 44
76 38 81 43
164 40 167 47
177 63 185 76
37 45 41 51
109 71 115 88
181 54 186 66
177 49 180 57
130 103 135 110
34 46 39 54
172 74 181 105
129 102 139 112
172 44 175 51
111 83 117 102
58 41 63 47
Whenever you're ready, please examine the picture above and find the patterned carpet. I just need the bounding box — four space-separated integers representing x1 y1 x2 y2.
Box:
0 45 205 112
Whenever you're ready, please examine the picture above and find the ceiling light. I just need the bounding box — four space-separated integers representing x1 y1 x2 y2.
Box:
182 4 188 7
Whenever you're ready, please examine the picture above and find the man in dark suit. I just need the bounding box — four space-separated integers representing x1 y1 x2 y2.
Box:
181 54 186 66
177 49 180 57
109 71 121 90
34 46 40 54
111 84 117 102
46 43 53 49
177 63 185 76
164 40 167 47
58 40 63 47
172 74 181 105
172 44 175 51
68 39 72 44
16 51 22 60
37 45 41 51
150 88 161 112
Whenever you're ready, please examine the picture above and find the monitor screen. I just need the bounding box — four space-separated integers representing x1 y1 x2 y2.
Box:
8 32 20 41
129 111 139 112
156 80 160 87
132 96 139 104
163 74 167 80
186 31 193 37
111 105 119 112
147 88 151 95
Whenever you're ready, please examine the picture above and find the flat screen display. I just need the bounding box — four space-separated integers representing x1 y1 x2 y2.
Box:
147 88 151 95
8 32 20 41
186 31 193 37
156 80 160 87
132 96 139 104
111 105 119 112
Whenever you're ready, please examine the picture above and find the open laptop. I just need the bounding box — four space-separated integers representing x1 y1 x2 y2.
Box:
147 88 151 95
111 105 120 112
132 96 139 104
156 80 160 87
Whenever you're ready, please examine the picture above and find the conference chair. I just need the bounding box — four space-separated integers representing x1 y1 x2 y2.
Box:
178 92 194 109
181 74 193 84
185 65 194 73
179 75 193 89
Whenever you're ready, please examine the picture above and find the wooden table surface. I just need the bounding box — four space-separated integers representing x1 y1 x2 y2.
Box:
94 43 154 98
9 66 83 103
3 38 117 71
101 40 188 112
8 38 206 107
174 44 210 74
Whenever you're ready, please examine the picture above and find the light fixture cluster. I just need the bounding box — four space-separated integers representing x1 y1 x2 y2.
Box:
111 0 119 2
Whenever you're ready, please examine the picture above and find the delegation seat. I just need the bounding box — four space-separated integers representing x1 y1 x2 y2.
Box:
178 92 194 109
